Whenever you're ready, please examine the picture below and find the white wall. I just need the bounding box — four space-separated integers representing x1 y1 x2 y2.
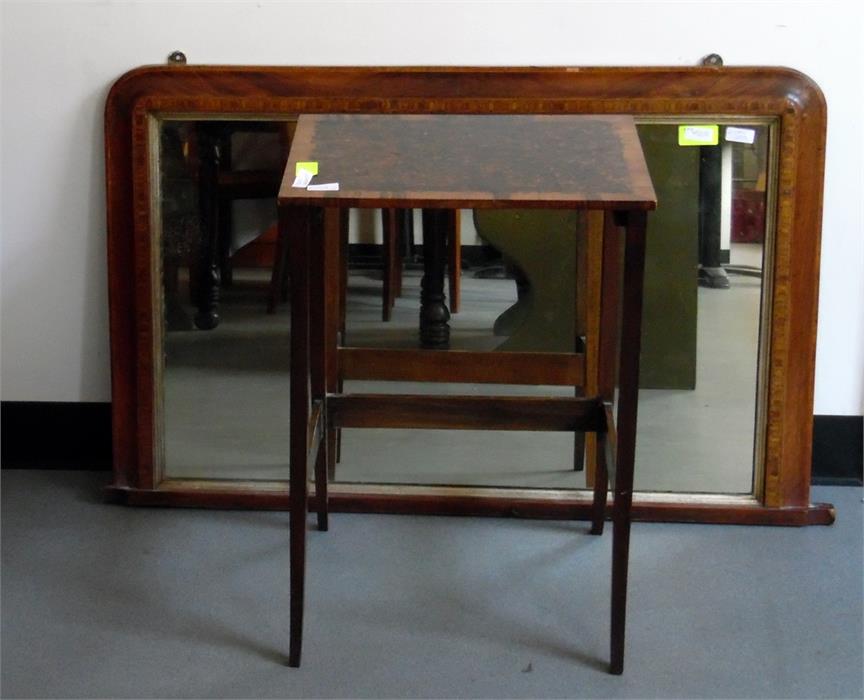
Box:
1 0 862 414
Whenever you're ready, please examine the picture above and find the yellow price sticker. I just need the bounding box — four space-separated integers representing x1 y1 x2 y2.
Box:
295 161 319 175
678 125 719 146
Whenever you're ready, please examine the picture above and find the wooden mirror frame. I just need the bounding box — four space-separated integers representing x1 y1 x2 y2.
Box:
104 65 833 526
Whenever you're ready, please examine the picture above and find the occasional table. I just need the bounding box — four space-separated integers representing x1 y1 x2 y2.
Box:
278 114 656 673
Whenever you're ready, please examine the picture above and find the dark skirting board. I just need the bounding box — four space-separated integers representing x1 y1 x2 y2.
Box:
3 401 860 488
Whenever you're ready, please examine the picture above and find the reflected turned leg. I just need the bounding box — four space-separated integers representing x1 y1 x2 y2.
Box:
420 209 451 349
382 209 399 321
286 205 313 668
609 210 647 675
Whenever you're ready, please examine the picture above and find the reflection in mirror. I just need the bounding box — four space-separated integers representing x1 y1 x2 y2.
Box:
340 207 583 488
336 121 772 494
158 118 296 481
632 122 770 493
155 117 772 496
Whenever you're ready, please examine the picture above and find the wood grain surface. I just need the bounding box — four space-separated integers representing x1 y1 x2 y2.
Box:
280 114 656 209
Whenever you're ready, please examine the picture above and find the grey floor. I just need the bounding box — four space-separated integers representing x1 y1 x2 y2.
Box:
2 470 861 699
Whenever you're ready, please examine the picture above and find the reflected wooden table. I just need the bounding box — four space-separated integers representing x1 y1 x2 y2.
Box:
277 114 656 674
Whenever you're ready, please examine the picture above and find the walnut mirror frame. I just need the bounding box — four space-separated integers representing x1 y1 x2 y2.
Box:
104 65 833 526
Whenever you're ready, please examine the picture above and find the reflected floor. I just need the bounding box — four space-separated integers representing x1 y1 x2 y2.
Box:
164 253 759 494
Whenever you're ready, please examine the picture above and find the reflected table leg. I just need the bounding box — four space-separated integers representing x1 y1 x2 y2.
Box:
419 209 452 349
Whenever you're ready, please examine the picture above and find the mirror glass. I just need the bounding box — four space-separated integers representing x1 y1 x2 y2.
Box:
155 117 773 495
157 119 295 481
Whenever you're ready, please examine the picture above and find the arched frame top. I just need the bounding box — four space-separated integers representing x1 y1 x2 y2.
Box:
104 65 832 525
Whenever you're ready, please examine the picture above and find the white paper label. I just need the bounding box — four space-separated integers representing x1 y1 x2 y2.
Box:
292 169 315 188
725 127 756 144
307 182 340 191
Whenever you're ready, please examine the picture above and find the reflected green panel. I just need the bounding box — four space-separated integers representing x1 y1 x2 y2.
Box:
637 124 699 390
473 124 698 388
472 209 581 352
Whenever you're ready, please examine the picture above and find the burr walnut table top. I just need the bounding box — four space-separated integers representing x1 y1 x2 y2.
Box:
279 114 656 210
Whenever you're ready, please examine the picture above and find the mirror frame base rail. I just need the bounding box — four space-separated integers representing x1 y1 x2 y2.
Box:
105 64 830 526
102 484 835 527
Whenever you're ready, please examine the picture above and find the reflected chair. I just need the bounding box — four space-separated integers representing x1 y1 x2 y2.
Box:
381 208 462 321
271 207 462 324
192 120 295 329
189 122 430 324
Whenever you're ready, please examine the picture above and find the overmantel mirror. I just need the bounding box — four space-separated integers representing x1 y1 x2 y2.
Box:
105 64 833 525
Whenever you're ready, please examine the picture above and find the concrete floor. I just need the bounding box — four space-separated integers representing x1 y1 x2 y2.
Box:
1 471 861 699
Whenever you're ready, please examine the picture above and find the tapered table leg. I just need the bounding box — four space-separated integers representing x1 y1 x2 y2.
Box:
286 205 312 668
609 210 647 675
420 209 451 349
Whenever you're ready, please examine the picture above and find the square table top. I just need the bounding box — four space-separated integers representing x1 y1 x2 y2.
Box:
278 114 656 210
